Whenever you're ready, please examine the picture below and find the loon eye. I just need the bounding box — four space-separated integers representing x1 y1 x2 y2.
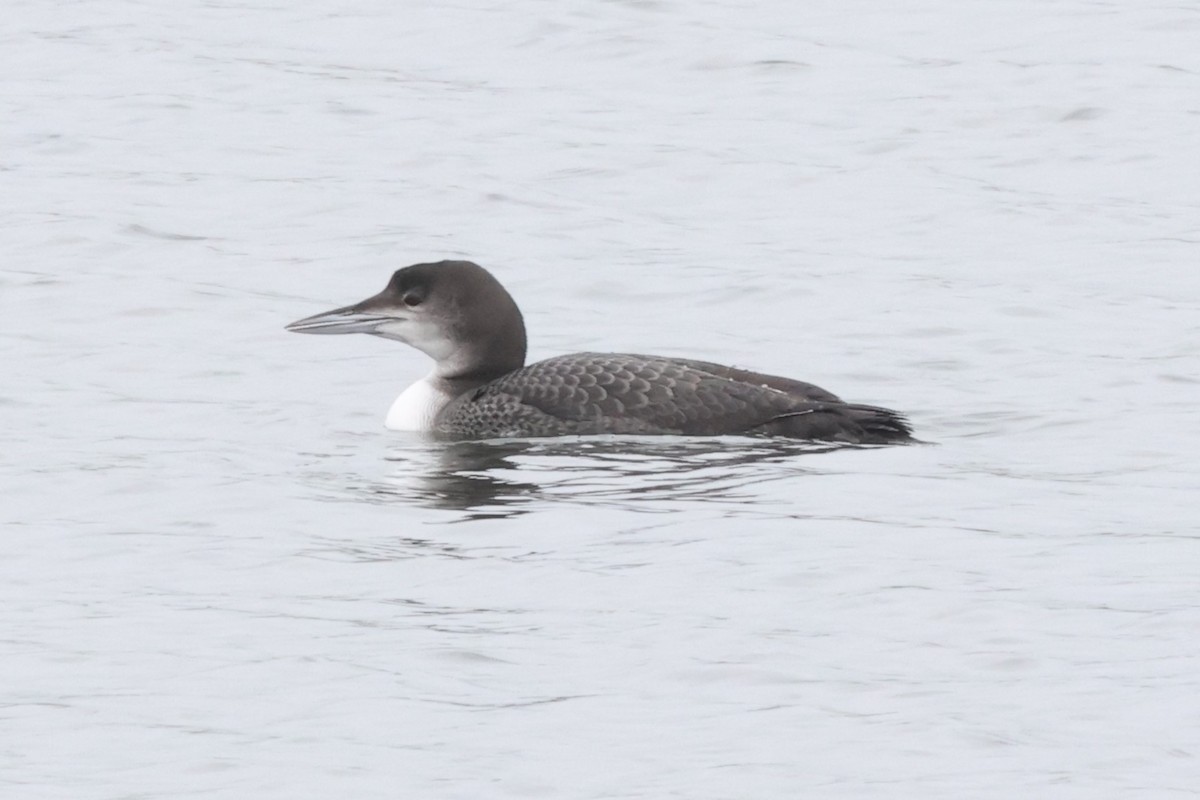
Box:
402 292 423 308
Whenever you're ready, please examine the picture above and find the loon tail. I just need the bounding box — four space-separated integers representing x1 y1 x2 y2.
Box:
841 403 915 444
754 403 915 445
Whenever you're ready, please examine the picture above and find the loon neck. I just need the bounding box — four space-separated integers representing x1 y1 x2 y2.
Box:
430 326 527 396
432 363 517 397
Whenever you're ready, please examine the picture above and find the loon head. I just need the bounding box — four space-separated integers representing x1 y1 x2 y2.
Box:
286 260 528 380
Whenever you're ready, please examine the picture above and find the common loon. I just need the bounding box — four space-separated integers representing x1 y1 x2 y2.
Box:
286 260 913 444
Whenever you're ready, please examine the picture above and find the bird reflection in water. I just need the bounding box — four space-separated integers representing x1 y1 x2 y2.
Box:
363 437 863 519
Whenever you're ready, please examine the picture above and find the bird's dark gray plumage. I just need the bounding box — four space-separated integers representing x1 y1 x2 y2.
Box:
437 352 911 443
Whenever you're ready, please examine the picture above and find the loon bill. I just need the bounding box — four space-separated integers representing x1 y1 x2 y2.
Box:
286 260 914 444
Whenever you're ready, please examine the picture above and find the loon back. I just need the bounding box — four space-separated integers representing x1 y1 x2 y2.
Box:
286 260 914 445
434 352 912 443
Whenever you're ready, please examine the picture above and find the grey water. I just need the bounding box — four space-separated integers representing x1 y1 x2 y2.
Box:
3 0 1198 797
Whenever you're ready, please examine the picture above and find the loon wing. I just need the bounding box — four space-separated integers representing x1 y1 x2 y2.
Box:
436 353 911 443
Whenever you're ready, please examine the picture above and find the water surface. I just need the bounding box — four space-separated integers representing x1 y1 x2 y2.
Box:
3 1 1198 797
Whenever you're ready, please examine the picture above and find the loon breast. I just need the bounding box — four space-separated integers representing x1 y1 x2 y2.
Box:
385 374 454 431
